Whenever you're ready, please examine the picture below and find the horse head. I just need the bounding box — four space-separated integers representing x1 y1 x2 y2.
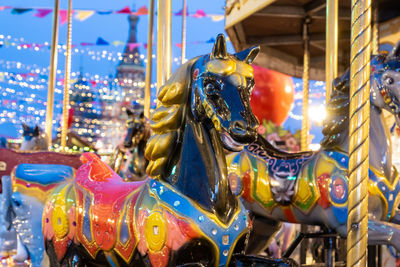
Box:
191 34 260 151
123 109 148 149
146 34 259 224
371 41 400 126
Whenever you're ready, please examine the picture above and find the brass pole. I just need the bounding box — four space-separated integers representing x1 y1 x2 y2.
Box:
61 0 73 149
347 0 371 266
301 18 311 151
156 0 172 93
325 0 339 102
144 0 155 118
181 0 187 64
45 0 60 147
372 5 379 54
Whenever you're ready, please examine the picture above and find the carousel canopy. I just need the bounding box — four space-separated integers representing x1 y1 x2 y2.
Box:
225 0 400 81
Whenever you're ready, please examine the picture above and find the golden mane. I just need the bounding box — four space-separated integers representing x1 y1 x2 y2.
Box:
145 59 196 178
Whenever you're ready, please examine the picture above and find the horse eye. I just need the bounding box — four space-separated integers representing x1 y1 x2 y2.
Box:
385 77 394 85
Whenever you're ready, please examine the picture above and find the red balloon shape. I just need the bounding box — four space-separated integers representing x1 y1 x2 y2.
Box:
250 65 294 126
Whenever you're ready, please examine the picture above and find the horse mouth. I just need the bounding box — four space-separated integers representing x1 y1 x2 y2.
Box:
221 131 244 152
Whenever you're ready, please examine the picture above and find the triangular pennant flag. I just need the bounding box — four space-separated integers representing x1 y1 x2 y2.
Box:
128 43 141 51
192 9 207 18
174 7 189 16
11 8 33 14
34 9 52 18
59 10 72 24
96 37 109 45
116 6 131 14
112 41 125 46
135 6 148 15
175 43 183 48
192 9 206 18
81 42 95 46
206 37 215 43
0 6 12 11
96 10 113 15
210 15 224 22
75 10 95 21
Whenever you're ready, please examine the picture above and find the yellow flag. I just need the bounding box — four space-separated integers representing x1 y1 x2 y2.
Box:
75 10 95 21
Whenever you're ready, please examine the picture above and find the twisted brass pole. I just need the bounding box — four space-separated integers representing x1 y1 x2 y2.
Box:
346 0 371 266
301 18 311 151
45 0 60 147
61 0 73 149
144 0 155 118
372 6 379 55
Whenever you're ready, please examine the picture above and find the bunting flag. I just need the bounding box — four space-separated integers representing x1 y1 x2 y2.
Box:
96 37 109 45
1 5 224 22
128 43 141 51
135 6 148 15
59 10 71 24
75 10 95 21
11 8 32 14
34 8 52 18
116 6 131 14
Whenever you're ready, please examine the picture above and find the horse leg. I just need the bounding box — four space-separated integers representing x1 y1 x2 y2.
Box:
368 218 400 251
12 235 28 262
245 214 282 255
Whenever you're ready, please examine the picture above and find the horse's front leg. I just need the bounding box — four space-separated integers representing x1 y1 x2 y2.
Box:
368 218 400 251
12 235 28 262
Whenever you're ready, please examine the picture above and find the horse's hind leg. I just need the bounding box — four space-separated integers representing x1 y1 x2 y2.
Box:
368 218 400 251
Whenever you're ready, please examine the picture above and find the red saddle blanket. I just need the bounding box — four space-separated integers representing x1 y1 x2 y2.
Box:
75 153 146 253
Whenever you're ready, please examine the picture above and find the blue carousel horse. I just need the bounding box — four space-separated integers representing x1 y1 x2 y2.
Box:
227 41 400 252
20 123 48 151
1 165 75 266
109 109 151 180
38 35 295 266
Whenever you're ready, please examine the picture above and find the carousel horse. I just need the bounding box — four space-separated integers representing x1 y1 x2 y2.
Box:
39 35 294 267
20 123 48 151
109 109 151 180
1 166 75 266
227 42 400 253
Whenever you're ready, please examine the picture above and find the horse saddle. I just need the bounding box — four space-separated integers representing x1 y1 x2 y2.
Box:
14 164 74 185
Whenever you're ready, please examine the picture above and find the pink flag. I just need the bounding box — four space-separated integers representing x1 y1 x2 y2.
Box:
116 6 131 14
59 10 74 24
128 43 141 51
192 9 206 18
175 43 182 48
34 9 52 18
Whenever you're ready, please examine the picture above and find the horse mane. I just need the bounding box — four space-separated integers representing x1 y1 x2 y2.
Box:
321 53 389 149
321 69 350 149
145 58 197 178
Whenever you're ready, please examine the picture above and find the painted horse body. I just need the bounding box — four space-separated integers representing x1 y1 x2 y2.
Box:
227 46 400 251
42 35 294 266
1 164 75 266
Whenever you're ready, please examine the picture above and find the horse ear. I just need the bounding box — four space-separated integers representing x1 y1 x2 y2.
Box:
211 34 228 60
388 41 400 58
33 125 39 136
235 46 260 64
126 108 133 116
22 123 29 133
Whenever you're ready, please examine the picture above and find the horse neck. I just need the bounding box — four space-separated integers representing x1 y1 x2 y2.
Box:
336 104 393 181
167 110 237 224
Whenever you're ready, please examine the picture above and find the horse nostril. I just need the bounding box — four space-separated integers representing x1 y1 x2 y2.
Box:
232 121 246 133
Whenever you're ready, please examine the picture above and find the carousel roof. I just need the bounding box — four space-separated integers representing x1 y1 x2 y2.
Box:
225 0 400 81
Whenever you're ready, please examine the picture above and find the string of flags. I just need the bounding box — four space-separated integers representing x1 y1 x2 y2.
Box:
0 5 225 24
0 33 222 52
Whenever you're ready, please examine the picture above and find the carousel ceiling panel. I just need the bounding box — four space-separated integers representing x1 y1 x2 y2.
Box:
225 0 371 80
